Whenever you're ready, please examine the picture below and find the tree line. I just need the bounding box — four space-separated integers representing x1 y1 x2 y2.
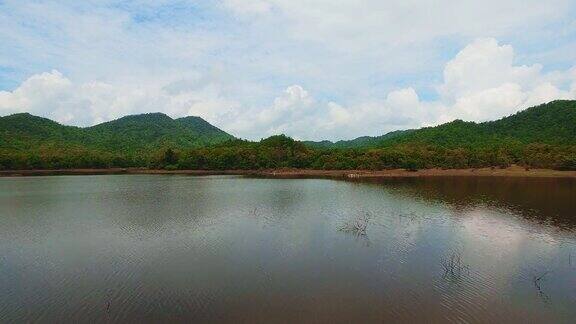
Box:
2 135 575 171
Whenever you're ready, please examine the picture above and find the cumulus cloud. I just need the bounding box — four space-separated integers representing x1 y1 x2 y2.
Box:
1 0 575 140
222 85 315 139
220 38 576 140
0 70 239 127
440 38 542 101
1 38 575 140
437 38 575 122
220 85 428 140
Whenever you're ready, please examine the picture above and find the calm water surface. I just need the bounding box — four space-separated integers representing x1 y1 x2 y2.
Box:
0 175 575 323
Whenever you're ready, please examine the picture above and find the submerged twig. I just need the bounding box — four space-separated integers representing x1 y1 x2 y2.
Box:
533 271 549 284
532 271 551 302
340 212 371 237
440 251 469 280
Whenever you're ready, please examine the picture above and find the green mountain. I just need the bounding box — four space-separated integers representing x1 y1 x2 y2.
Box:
86 113 233 151
303 130 414 149
0 112 234 153
304 100 576 149
376 100 576 148
0 113 85 150
1 100 574 170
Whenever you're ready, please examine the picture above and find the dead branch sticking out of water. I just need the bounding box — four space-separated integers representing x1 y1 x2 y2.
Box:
532 271 551 302
340 212 371 237
533 271 549 286
441 252 469 280
398 211 419 223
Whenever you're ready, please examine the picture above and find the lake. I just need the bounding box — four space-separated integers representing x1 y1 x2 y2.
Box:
0 175 575 323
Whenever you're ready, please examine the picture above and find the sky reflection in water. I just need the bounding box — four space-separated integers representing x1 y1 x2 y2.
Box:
0 175 574 323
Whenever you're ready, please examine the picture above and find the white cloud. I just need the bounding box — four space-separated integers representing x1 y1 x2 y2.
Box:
222 85 315 139
1 38 575 140
0 70 74 121
223 0 571 50
0 0 575 141
448 83 526 122
220 38 576 140
220 85 428 140
439 38 542 101
437 38 575 122
0 70 239 127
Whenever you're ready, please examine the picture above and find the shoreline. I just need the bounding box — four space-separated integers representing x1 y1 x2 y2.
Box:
1 166 576 179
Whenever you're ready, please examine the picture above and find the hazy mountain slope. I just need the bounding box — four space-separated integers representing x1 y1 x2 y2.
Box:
304 130 415 149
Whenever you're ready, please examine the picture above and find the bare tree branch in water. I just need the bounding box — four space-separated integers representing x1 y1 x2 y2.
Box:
398 211 418 222
441 251 469 281
533 271 551 303
340 212 371 237
338 212 374 247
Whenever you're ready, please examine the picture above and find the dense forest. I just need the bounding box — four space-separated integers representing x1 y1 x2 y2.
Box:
1 100 575 171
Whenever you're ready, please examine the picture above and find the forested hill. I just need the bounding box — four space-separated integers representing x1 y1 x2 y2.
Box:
0 112 234 152
303 130 414 149
1 100 575 170
376 100 576 148
304 100 576 148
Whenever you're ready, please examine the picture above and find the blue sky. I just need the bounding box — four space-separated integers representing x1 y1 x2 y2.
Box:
1 0 575 140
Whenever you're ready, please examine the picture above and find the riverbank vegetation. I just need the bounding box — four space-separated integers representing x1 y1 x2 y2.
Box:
2 135 575 171
1 100 575 171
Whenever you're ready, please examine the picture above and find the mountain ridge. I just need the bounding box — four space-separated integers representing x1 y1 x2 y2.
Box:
1 100 575 170
0 112 234 152
3 99 575 150
304 100 576 148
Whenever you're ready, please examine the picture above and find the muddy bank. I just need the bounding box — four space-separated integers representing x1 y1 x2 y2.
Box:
1 165 575 179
